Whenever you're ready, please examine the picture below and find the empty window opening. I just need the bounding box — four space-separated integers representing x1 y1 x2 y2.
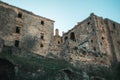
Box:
87 22 90 25
113 23 116 29
40 44 43 48
16 27 20 33
18 12 22 18
101 37 104 40
93 47 96 51
40 33 44 40
91 40 93 43
64 36 68 41
92 29 94 31
41 20 44 25
58 41 60 44
15 40 19 47
70 32 76 41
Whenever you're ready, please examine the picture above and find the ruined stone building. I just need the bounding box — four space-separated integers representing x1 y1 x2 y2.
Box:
62 13 120 65
0 1 54 56
0 1 120 66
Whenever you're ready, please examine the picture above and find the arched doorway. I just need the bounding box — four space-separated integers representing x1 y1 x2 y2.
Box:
0 59 15 80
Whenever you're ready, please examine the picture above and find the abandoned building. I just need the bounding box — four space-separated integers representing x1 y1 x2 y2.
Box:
0 1 120 66
62 13 120 65
0 1 54 56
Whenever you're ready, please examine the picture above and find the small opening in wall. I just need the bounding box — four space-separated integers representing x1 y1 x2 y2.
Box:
87 22 90 25
92 29 94 31
16 27 20 33
113 23 116 29
15 40 19 47
91 40 93 43
41 20 44 25
58 41 60 44
101 37 104 40
70 32 76 41
18 12 22 18
40 44 43 48
93 47 96 51
64 36 68 41
40 33 44 40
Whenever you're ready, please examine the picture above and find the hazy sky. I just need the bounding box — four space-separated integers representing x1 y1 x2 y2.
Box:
2 0 120 35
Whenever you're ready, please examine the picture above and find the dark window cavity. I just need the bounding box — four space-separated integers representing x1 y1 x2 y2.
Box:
101 37 104 40
41 20 44 25
15 40 19 47
113 23 116 29
64 36 68 41
40 44 43 48
18 12 22 18
70 32 76 41
40 33 44 40
58 41 60 44
91 40 93 43
16 27 20 33
87 22 90 25
93 47 96 51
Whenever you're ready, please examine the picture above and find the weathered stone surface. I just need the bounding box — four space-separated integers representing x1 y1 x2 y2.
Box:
0 1 54 56
0 1 120 80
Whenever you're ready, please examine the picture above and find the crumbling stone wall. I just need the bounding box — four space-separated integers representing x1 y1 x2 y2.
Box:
104 19 120 62
62 13 120 65
0 1 120 66
0 1 54 56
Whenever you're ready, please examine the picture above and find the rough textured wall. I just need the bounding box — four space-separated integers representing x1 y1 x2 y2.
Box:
0 4 17 47
104 19 120 62
20 11 54 56
0 1 54 56
62 13 112 65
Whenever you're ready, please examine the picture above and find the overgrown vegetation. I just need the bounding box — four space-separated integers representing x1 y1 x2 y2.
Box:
0 51 118 80
0 52 82 80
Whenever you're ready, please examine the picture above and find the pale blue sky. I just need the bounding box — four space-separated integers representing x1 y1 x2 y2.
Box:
2 0 120 35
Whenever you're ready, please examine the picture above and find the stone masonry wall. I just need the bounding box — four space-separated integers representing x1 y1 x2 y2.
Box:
0 1 54 56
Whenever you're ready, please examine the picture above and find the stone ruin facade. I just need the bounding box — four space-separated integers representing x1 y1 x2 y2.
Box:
61 13 120 65
0 1 54 56
0 1 120 66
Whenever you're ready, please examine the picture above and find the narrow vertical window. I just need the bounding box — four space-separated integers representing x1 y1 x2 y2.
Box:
18 12 22 18
15 40 19 47
16 27 20 33
70 32 76 41
40 44 43 48
41 20 44 25
40 33 44 40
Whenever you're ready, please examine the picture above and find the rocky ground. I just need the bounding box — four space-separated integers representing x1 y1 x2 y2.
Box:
0 51 119 80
